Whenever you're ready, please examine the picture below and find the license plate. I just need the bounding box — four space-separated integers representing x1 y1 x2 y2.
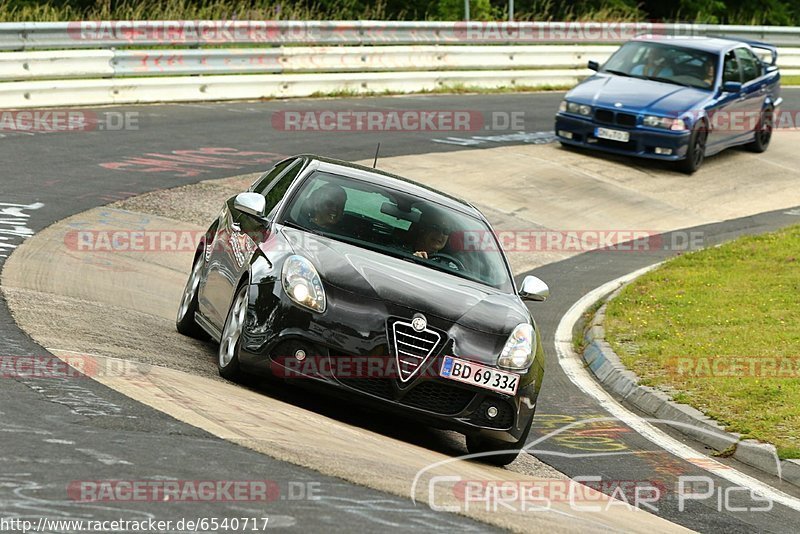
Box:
439 356 519 395
595 127 630 143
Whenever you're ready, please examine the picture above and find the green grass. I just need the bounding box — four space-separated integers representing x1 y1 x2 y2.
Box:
781 75 800 86
605 225 800 459
308 82 574 99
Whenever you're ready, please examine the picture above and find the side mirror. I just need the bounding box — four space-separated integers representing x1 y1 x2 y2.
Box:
234 192 266 219
766 64 778 74
519 275 550 302
587 60 599 72
722 81 742 94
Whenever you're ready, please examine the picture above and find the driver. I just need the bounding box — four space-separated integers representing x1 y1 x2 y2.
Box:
305 183 347 230
632 46 673 78
407 208 452 260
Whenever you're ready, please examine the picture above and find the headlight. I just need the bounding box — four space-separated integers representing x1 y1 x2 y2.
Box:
560 100 592 116
497 323 535 371
643 115 687 131
282 255 326 313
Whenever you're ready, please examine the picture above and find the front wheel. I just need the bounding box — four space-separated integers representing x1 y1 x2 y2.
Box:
677 121 707 174
218 283 249 381
466 419 532 467
747 108 773 153
176 250 206 339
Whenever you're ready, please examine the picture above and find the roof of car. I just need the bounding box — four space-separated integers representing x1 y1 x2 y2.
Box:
632 36 744 53
294 154 483 218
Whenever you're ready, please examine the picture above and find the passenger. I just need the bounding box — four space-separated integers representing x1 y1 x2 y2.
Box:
306 183 347 230
702 58 716 87
407 208 452 259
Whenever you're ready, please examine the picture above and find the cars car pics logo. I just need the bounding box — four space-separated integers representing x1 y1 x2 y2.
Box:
411 314 427 332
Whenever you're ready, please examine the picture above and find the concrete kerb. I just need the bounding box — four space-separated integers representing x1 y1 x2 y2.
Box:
579 281 800 489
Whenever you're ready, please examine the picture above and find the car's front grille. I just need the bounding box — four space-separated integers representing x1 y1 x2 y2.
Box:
595 109 614 124
402 380 475 415
390 320 442 382
338 377 393 399
594 108 637 128
616 112 637 127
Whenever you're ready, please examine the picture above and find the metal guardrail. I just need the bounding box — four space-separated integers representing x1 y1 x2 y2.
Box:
0 45 620 81
2 21 800 50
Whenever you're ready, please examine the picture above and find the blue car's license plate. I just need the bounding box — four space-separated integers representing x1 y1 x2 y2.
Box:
595 127 630 143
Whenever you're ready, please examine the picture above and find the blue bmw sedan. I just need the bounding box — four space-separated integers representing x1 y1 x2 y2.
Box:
555 37 782 173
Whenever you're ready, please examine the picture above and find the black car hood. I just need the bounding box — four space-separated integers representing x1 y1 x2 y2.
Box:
281 227 527 335
568 74 710 116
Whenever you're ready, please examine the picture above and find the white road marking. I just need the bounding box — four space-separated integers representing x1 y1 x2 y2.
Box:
75 448 133 466
555 264 800 512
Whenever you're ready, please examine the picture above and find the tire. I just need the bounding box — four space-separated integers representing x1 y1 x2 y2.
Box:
218 283 249 382
677 120 708 174
466 418 532 467
747 108 773 153
176 249 207 339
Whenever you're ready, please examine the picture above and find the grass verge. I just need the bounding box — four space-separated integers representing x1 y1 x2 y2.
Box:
308 82 575 99
604 224 800 459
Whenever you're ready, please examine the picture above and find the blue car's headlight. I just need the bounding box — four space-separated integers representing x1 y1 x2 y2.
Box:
282 255 326 313
560 100 592 117
643 115 687 131
497 323 535 371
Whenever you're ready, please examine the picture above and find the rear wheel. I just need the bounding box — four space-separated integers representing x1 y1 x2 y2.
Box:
466 419 532 467
176 250 206 339
677 120 707 174
747 108 773 153
218 283 249 382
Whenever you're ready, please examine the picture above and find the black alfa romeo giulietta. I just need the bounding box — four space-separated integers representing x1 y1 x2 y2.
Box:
176 155 549 465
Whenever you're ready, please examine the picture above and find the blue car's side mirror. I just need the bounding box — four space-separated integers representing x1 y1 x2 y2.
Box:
722 81 742 93
587 60 599 71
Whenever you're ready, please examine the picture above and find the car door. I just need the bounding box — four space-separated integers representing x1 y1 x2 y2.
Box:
734 46 768 140
200 158 297 329
706 50 747 150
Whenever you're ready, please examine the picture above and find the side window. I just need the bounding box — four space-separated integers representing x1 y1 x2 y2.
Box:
264 160 304 218
722 51 741 84
251 159 293 195
734 47 761 82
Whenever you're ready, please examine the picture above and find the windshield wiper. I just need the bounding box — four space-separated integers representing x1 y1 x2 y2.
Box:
604 69 632 77
643 76 691 87
282 219 321 236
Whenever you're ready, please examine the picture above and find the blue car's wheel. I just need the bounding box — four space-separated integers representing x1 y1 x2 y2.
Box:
748 108 773 153
678 120 707 174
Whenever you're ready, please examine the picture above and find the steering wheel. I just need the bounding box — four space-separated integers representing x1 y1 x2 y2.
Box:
429 253 465 272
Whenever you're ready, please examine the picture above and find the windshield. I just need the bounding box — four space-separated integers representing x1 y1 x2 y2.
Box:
602 41 717 90
281 170 514 292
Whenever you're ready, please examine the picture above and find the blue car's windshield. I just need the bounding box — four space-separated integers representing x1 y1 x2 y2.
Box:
282 171 514 292
602 41 718 90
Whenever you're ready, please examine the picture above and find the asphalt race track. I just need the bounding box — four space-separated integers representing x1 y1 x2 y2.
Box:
3 91 800 532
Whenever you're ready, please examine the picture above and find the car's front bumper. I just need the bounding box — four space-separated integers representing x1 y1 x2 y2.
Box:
237 282 542 443
555 113 692 161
